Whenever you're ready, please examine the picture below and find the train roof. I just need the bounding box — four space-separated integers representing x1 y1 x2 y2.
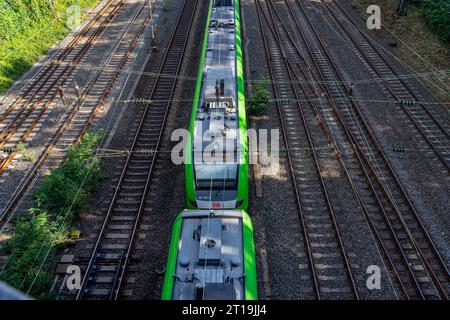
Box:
193 1 240 163
171 209 246 300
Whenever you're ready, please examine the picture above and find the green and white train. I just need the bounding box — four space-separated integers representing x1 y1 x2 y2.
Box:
162 0 257 300
185 0 248 210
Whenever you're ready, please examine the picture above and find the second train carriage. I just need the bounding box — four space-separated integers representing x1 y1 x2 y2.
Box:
185 0 248 210
161 210 257 300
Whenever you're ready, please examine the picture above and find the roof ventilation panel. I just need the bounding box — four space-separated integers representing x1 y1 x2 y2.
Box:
198 219 222 265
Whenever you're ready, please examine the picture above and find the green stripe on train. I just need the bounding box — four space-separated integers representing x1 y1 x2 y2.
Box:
243 209 258 299
161 214 183 300
235 0 249 210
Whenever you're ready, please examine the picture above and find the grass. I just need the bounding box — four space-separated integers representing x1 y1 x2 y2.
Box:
16 142 38 162
0 0 101 94
0 131 104 298
0 212 67 299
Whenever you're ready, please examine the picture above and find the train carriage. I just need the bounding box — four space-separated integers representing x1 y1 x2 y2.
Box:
162 210 257 300
185 0 248 210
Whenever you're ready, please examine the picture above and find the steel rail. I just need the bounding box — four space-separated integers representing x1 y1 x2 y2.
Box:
256 0 363 299
253 0 321 300
322 2 449 170
292 0 449 299
236 0 449 298
0 1 156 227
76 0 197 300
0 0 125 124
260 0 449 299
284 0 430 298
271 0 422 298
266 1 410 296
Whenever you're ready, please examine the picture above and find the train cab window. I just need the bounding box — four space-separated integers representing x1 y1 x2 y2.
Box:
215 0 233 7
195 163 238 190
195 287 204 300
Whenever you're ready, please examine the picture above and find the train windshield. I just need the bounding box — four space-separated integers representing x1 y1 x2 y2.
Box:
195 163 238 190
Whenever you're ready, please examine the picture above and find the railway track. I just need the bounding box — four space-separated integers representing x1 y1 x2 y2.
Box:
0 0 119 119
321 1 450 170
75 0 199 300
292 0 450 299
0 1 156 226
290 0 450 298
256 0 450 299
255 0 360 300
0 0 126 176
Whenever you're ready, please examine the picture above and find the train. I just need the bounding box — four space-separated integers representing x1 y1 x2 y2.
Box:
162 0 257 300
185 0 248 210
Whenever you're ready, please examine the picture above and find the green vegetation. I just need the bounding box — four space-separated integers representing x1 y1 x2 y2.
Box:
247 81 269 116
0 131 104 298
0 0 100 94
0 213 67 299
16 142 26 153
418 0 450 44
16 142 37 162
22 150 38 162
33 131 104 217
162 0 174 11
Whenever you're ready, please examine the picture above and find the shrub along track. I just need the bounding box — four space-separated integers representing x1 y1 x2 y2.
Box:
345 0 450 103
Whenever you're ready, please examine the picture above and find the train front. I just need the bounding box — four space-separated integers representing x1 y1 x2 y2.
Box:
162 210 257 300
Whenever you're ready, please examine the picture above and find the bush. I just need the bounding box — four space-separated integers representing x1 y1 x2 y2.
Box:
419 0 450 44
33 170 83 218
33 131 104 216
0 131 104 298
248 81 270 116
0 212 67 298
